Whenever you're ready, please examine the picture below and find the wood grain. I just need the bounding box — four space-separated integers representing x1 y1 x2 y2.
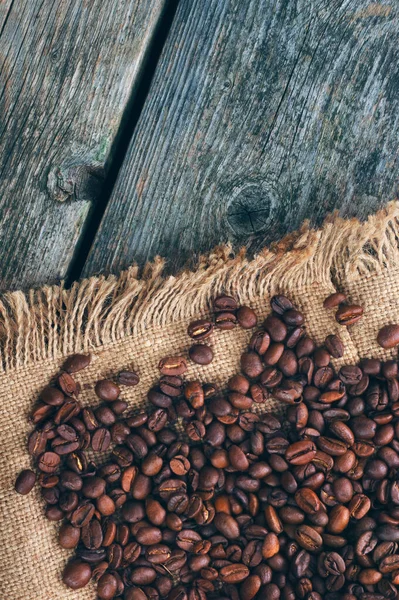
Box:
0 0 166 290
84 0 399 278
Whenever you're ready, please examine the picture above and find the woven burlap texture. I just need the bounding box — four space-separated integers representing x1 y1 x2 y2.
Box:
1 202 399 600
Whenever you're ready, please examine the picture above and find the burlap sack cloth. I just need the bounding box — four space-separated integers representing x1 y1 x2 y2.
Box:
2 202 399 599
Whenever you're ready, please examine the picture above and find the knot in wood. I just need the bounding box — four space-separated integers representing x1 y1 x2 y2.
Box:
227 181 275 235
47 162 104 203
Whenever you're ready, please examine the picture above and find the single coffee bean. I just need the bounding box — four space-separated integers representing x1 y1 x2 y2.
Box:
15 469 36 495
95 380 121 401
97 573 118 599
38 451 61 473
323 292 347 308
219 563 249 583
59 523 81 549
324 334 344 358
158 356 188 376
213 295 238 312
91 428 112 452
189 344 213 365
377 324 399 349
237 306 257 329
335 304 363 326
295 525 323 552
40 386 65 406
240 352 263 378
187 319 214 342
62 560 92 589
63 354 91 373
118 369 140 386
285 441 316 465
264 315 287 342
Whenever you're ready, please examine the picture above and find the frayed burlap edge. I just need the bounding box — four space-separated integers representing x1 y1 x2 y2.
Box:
1 201 398 373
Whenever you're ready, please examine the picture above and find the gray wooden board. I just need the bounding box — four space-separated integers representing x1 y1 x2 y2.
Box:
0 0 167 290
84 0 399 279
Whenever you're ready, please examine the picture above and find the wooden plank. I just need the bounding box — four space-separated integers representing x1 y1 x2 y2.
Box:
83 0 399 278
0 0 167 290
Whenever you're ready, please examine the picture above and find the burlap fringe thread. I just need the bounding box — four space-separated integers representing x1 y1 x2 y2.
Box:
1 201 399 373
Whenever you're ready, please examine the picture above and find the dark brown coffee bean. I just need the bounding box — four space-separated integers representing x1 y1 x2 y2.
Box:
328 505 350 533
27 429 47 457
264 315 287 342
377 324 399 348
92 428 111 452
38 451 60 473
15 469 36 495
95 379 120 401
136 526 162 546
348 494 371 519
54 399 80 425
95 406 116 426
323 292 347 308
63 353 91 373
40 386 65 406
282 309 304 327
324 334 344 358
97 572 118 599
188 319 214 340
219 563 249 583
240 352 263 378
335 304 363 326
214 512 240 539
295 525 323 551
71 502 95 527
189 344 213 365
158 356 188 376
237 306 257 329
295 488 320 514
285 441 316 465
118 370 140 386
82 519 103 549
62 560 92 589
214 311 237 330
249 330 270 354
59 523 81 548
213 295 238 312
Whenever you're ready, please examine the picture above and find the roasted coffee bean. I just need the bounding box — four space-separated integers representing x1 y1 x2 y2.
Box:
324 334 344 358
264 315 287 342
237 306 257 329
335 304 363 326
189 344 213 365
92 428 112 452
40 386 65 406
82 519 103 549
63 354 91 373
295 525 323 551
15 469 36 495
219 563 249 583
323 292 347 308
59 523 81 549
95 380 120 401
159 356 188 376
62 560 92 589
377 324 399 349
118 370 140 386
58 372 79 398
214 513 240 539
188 319 214 340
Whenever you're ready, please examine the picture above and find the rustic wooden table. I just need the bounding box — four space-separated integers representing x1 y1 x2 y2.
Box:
0 0 397 291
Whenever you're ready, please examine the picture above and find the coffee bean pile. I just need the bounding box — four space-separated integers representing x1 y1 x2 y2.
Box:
15 293 399 600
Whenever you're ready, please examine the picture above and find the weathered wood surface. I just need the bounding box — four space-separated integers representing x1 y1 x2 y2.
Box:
0 0 167 291
84 0 399 278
